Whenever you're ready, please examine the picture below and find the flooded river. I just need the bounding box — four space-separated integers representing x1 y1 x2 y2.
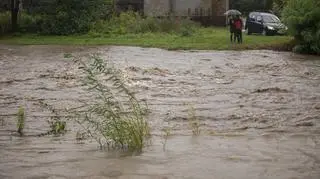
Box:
0 45 319 179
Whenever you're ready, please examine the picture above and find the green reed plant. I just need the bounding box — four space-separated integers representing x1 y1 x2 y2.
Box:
72 55 150 152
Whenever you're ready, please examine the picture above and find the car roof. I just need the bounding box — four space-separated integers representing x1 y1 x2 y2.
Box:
250 12 275 16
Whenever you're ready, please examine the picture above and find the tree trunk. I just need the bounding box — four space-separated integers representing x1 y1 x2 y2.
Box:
11 0 20 32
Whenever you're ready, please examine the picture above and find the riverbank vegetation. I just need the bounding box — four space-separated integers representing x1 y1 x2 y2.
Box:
0 0 318 54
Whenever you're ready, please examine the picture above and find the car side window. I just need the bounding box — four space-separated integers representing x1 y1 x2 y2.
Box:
249 13 255 21
256 16 262 22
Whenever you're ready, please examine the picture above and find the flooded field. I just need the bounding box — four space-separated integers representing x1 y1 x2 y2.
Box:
0 45 319 179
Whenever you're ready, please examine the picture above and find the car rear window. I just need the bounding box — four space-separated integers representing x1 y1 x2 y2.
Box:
262 15 280 23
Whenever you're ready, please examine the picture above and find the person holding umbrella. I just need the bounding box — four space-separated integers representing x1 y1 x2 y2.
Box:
228 15 236 43
224 10 243 44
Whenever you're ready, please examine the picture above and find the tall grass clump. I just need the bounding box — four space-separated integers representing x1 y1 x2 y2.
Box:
72 55 150 152
17 106 25 136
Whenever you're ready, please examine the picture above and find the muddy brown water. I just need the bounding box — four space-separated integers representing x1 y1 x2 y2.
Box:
0 45 319 179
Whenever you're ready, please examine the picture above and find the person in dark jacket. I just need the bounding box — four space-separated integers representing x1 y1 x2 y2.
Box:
228 16 236 43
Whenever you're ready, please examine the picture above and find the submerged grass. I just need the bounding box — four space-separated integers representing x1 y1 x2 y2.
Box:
0 28 292 51
16 106 25 136
71 55 150 152
161 123 174 151
187 105 201 136
38 100 67 136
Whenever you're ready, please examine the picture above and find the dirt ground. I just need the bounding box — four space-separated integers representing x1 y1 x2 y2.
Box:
0 45 319 179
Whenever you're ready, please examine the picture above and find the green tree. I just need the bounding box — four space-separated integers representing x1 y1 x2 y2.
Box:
9 0 114 35
272 0 289 16
37 0 113 35
230 0 273 15
282 0 320 54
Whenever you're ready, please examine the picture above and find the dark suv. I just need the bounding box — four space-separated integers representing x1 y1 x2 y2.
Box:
245 12 288 36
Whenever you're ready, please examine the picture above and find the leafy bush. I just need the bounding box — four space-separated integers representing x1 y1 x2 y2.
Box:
32 0 113 35
282 0 320 54
90 11 199 36
18 12 43 33
132 15 199 36
272 0 289 16
0 11 43 35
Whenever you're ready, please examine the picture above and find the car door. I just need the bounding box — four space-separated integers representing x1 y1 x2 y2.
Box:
253 15 264 33
246 13 255 32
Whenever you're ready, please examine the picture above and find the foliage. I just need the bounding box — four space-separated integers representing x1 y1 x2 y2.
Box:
38 100 67 136
18 12 43 33
272 0 289 16
49 120 67 135
0 11 11 36
0 11 44 35
161 126 171 151
230 0 273 15
1 0 113 35
282 0 320 54
90 11 199 36
64 53 73 58
72 55 150 152
36 0 112 35
17 106 25 136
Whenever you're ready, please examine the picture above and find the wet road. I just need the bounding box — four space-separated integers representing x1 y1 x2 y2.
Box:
0 45 319 179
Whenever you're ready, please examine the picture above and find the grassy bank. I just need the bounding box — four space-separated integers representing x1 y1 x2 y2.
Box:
0 28 292 51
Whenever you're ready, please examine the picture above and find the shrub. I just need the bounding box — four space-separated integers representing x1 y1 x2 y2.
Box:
32 0 113 35
132 16 199 36
18 12 43 33
282 0 320 54
272 0 289 17
91 11 200 36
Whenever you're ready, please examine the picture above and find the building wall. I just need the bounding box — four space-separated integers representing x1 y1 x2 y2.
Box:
144 0 228 17
174 0 211 16
144 0 170 16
